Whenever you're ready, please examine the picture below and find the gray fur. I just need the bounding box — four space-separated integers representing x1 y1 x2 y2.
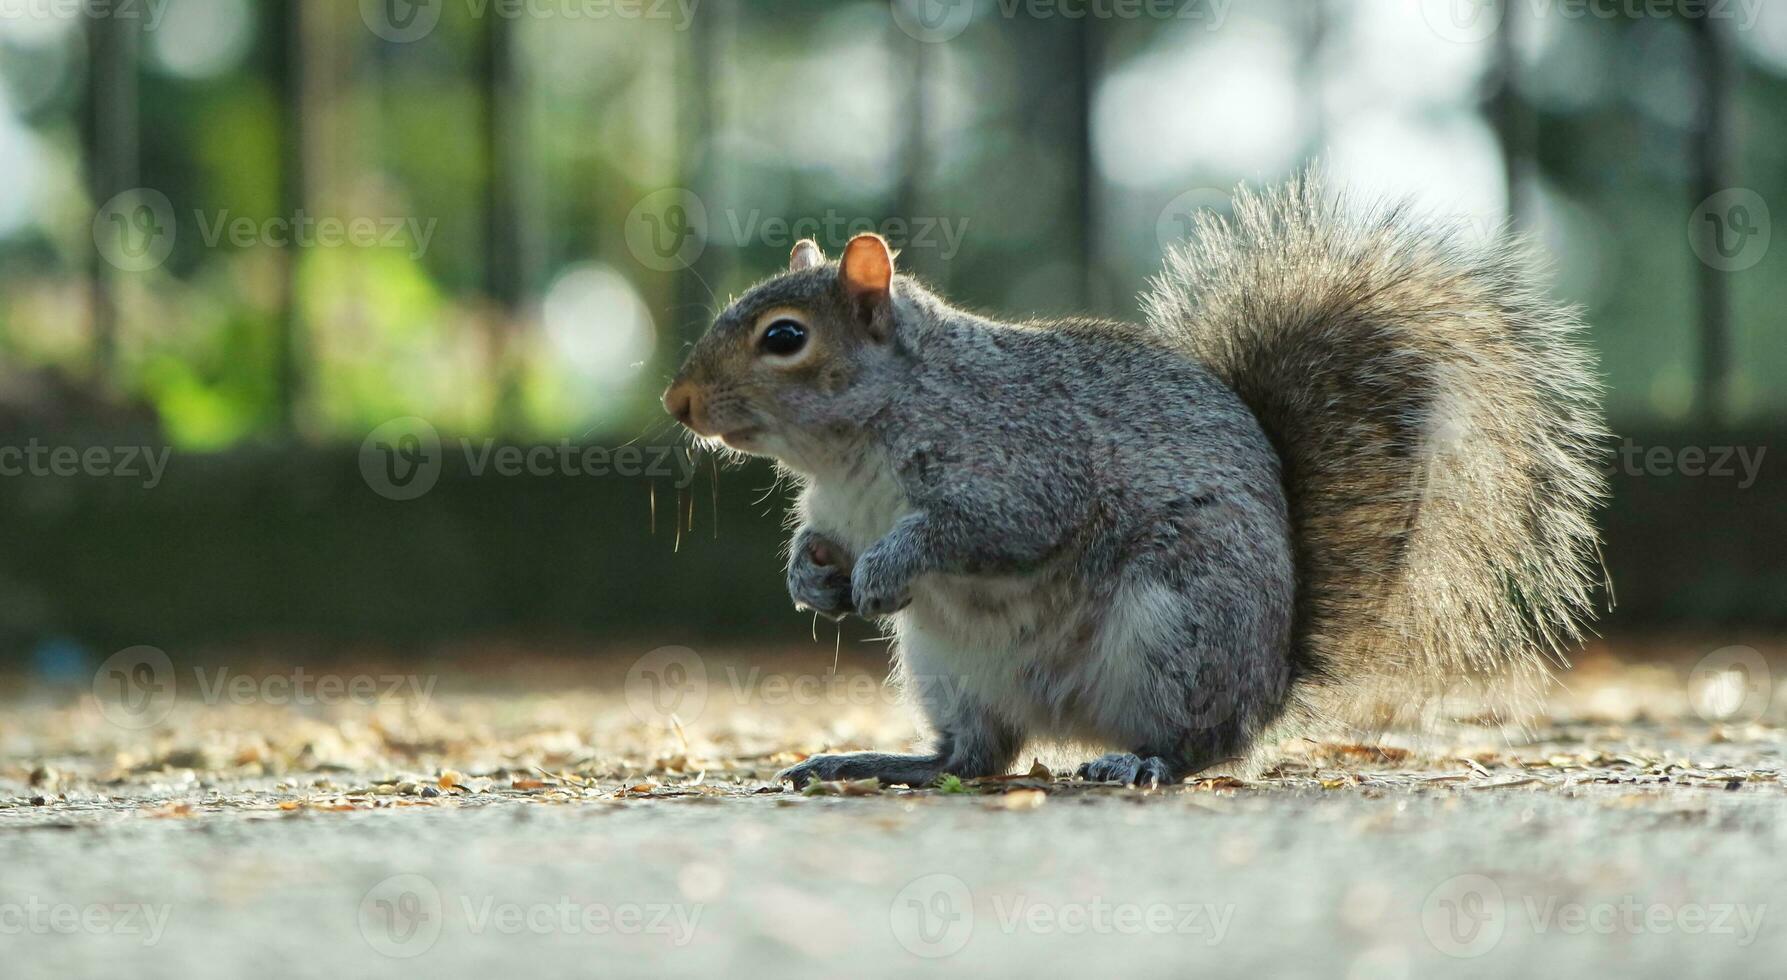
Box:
667 173 1606 788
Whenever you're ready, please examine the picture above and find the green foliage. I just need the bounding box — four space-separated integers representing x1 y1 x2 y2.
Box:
1 1 1784 445
933 773 969 794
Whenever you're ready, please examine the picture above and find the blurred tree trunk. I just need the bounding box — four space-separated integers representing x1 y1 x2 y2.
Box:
1492 0 1532 227
1068 20 1100 313
271 0 309 438
82 8 138 387
1689 13 1734 425
895 26 931 282
482 11 526 435
675 0 730 342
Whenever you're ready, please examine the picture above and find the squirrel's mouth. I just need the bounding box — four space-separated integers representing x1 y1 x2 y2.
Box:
718 427 762 448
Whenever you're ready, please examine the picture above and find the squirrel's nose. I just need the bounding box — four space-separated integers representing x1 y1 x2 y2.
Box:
663 381 701 430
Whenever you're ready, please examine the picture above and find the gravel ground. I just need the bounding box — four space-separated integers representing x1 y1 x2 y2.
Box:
1 642 1783 978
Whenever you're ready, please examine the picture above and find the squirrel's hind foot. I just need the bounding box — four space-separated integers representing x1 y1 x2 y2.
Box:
1075 753 1182 789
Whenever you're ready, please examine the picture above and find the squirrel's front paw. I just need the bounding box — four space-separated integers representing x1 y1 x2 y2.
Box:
788 532 855 620
850 544 915 617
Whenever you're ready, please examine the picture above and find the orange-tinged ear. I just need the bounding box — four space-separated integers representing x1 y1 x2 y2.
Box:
789 239 825 272
840 233 894 339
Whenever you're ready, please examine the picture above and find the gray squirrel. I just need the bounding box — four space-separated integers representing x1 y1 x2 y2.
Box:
662 174 1607 788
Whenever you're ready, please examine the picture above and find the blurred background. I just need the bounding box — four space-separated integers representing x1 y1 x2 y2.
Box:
0 0 1782 669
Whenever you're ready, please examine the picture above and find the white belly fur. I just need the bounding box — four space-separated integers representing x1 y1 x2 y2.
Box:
899 576 1175 748
798 451 909 558
800 457 1174 750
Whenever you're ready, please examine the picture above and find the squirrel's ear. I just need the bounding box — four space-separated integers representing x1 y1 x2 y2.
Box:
789 239 825 272
840 233 894 341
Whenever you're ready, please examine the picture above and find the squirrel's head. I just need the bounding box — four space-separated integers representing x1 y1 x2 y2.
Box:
662 233 909 472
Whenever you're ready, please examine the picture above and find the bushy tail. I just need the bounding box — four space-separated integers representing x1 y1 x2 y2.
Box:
1142 173 1608 729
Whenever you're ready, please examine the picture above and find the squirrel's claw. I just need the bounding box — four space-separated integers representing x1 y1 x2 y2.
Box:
793 599 851 623
1076 753 1178 789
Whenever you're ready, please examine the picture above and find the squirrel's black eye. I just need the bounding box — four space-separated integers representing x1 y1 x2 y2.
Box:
759 319 808 357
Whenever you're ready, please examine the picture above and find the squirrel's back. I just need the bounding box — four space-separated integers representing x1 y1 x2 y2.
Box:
1141 174 1608 729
